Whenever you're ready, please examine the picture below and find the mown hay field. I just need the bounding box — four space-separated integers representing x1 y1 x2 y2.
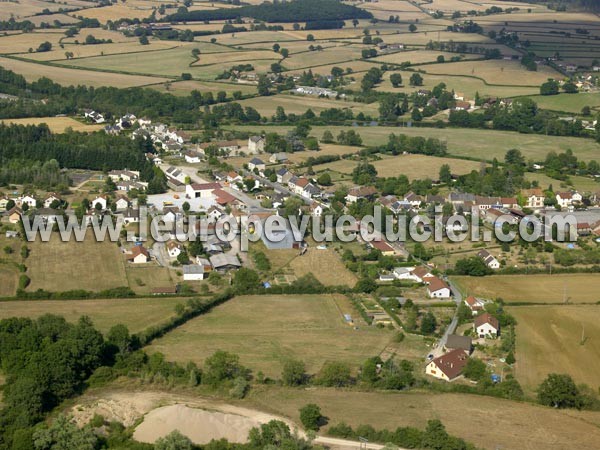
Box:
146 294 390 377
1 117 103 133
510 305 600 392
0 56 169 87
452 274 600 304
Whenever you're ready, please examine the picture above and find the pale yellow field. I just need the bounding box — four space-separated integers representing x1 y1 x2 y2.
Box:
21 40 181 62
72 3 156 22
373 50 479 65
511 305 600 392
0 297 181 334
148 79 257 96
236 94 376 117
286 60 376 76
452 274 600 304
191 50 278 66
1 117 103 133
422 59 561 86
22 13 80 26
0 31 64 54
26 237 129 292
62 28 136 44
0 0 90 20
0 57 169 87
375 31 493 46
317 154 483 180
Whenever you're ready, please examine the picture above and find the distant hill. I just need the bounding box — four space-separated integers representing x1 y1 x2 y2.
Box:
166 0 373 23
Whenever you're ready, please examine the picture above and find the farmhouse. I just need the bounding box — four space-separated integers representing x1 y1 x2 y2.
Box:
427 276 451 298
248 157 266 172
444 334 472 355
478 249 500 269
474 313 499 338
248 136 265 154
556 191 582 208
114 195 130 211
464 296 485 315
127 245 150 264
370 240 395 256
43 193 62 209
19 195 37 209
522 188 545 209
425 348 468 381
346 186 377 203
184 150 202 164
91 195 108 210
183 264 206 281
410 266 433 283
186 182 221 199
7 207 22 224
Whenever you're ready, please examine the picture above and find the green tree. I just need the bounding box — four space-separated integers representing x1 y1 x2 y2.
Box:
155 430 193 450
390 73 402 87
203 351 246 386
139 35 149 45
317 173 332 186
232 267 260 294
409 73 423 86
282 359 307 386
463 358 487 381
317 361 352 387
33 415 98 450
280 48 289 58
322 130 334 143
420 311 437 335
258 74 270 96
537 373 583 409
409 23 417 32
439 164 452 184
299 403 323 431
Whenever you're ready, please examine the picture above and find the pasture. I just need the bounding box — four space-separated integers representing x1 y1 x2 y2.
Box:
527 93 600 113
237 94 376 117
288 245 358 287
421 59 560 86
284 143 363 164
148 79 257 96
230 125 600 162
0 31 65 54
247 387 600 450
315 154 484 180
373 50 479 66
0 57 169 87
125 265 176 295
26 236 128 292
452 274 600 304
146 294 390 377
511 305 600 392
1 117 102 133
0 297 180 334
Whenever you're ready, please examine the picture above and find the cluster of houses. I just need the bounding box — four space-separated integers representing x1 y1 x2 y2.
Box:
385 265 452 299
276 168 323 200
426 299 500 382
295 86 342 98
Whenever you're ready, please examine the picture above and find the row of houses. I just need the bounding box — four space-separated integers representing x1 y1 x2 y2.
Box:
276 168 323 200
387 265 452 298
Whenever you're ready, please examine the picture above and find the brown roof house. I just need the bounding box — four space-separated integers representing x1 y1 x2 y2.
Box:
127 245 150 264
444 334 472 355
474 313 499 338
425 348 469 381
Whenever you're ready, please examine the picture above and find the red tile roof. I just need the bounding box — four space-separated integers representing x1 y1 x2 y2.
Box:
474 312 499 330
430 348 468 380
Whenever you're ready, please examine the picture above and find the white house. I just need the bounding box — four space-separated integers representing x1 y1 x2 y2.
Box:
43 193 62 209
478 249 500 269
248 136 265 154
127 245 150 264
474 313 499 338
183 264 205 281
522 188 545 209
464 296 485 315
556 191 582 208
425 348 468 381
248 157 265 172
186 182 221 199
114 196 130 211
184 151 202 164
19 195 37 209
309 202 323 217
427 276 451 298
91 195 108 210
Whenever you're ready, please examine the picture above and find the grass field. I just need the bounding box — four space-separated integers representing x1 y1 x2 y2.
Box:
237 94 376 117
247 386 600 450
527 93 600 113
0 0 90 20
230 125 600 162
315 154 484 180
0 262 18 297
284 143 363 164
422 59 560 86
288 245 358 287
148 79 257 96
146 294 390 377
452 274 600 304
511 305 600 392
26 236 128 292
524 172 600 193
0 57 169 87
72 3 155 22
373 50 479 66
0 31 65 54
0 297 180 333
1 117 102 133
125 265 176 295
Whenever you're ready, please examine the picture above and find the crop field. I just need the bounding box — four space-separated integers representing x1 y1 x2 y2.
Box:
452 274 600 304
23 13 80 26
285 60 376 77
231 125 600 162
146 294 390 377
377 31 492 46
281 45 366 71
237 94 376 117
421 59 560 86
198 31 308 46
0 262 18 297
0 297 180 334
0 0 90 20
247 386 600 450
1 117 102 133
72 3 156 22
26 236 128 292
0 31 65 54
0 57 169 87
510 305 600 392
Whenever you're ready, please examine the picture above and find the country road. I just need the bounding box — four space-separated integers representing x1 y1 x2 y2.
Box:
314 436 388 450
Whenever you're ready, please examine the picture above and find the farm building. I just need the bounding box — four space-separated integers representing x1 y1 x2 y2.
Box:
183 264 206 281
